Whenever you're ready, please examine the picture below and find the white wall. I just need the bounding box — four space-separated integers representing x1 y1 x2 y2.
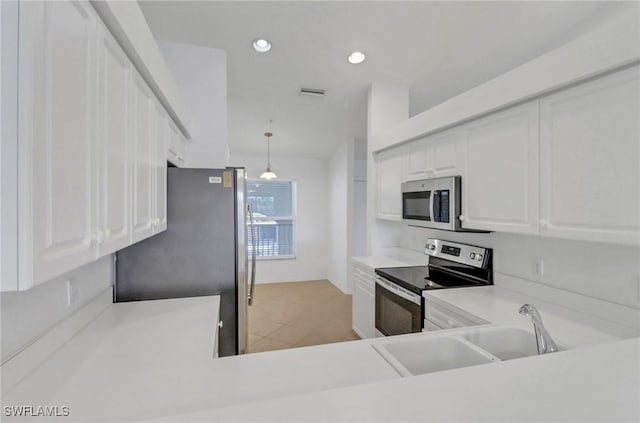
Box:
158 40 228 168
353 138 367 258
228 154 328 283
366 83 408 255
0 256 113 363
327 139 354 293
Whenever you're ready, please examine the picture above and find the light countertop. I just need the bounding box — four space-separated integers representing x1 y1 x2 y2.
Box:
3 288 639 422
149 337 640 422
424 285 640 348
1 296 400 422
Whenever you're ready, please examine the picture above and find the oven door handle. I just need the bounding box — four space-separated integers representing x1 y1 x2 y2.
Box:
375 277 421 305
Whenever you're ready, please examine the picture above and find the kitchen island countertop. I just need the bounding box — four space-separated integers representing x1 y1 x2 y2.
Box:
3 293 639 422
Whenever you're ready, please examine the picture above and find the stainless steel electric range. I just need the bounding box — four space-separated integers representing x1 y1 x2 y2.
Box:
374 238 493 337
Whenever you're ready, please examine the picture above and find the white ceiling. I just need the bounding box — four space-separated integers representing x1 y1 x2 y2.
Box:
139 1 630 159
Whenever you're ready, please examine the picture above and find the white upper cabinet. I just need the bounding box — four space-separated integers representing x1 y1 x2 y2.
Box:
19 0 98 287
131 72 155 243
5 0 183 291
403 130 461 182
96 26 131 257
461 101 539 234
403 137 433 181
153 102 168 233
431 131 460 177
540 65 640 245
167 120 187 167
376 147 403 221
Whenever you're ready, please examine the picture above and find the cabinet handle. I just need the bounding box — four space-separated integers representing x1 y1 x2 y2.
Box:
94 230 104 244
218 321 223 328
459 215 465 222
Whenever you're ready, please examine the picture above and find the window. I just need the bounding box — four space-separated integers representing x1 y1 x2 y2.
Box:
247 180 295 259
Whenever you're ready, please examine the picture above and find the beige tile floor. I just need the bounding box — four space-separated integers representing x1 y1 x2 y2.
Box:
247 280 361 353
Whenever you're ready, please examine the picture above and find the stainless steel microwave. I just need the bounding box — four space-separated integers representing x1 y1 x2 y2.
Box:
401 176 463 231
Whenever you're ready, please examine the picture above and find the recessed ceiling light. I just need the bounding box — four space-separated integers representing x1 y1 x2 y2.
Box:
252 38 272 53
348 51 366 64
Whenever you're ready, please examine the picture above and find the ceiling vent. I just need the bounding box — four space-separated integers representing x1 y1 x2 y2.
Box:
299 87 326 97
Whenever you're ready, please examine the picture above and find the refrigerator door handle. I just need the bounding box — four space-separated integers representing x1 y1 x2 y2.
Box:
248 203 257 306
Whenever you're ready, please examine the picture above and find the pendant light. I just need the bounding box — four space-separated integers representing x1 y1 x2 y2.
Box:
260 130 277 180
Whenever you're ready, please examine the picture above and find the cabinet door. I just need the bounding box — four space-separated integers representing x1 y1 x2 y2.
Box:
540 66 640 245
96 26 130 256
431 131 460 177
177 132 187 167
21 0 98 286
167 121 182 166
130 72 155 243
376 148 403 220
461 102 539 234
154 103 168 233
403 131 460 182
403 137 432 181
352 266 375 339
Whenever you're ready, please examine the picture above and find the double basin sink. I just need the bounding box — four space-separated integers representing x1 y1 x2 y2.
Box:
372 327 564 377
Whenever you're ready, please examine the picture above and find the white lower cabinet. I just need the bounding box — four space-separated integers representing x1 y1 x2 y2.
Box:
375 148 403 221
539 65 640 245
352 263 375 339
461 101 539 234
423 295 487 331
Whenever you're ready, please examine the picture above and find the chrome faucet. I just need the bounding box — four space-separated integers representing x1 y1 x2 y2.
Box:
519 304 559 355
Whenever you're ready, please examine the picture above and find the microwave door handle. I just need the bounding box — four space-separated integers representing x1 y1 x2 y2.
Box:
429 191 436 222
432 191 440 223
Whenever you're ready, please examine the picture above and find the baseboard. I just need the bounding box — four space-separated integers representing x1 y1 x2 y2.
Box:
1 287 113 394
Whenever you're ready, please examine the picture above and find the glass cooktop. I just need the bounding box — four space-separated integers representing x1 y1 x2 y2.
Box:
374 265 489 295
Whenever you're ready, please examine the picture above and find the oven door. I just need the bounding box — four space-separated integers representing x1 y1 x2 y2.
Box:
375 277 422 336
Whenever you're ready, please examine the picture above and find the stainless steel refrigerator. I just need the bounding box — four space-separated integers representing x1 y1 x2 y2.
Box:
115 168 255 357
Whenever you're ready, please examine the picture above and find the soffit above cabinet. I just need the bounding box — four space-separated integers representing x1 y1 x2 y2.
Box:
370 9 640 153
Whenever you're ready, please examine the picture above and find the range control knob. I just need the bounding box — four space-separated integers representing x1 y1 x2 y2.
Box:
469 252 476 259
476 254 483 261
427 244 436 251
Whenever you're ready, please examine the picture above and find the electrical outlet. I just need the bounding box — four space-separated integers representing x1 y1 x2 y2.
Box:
66 280 76 307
